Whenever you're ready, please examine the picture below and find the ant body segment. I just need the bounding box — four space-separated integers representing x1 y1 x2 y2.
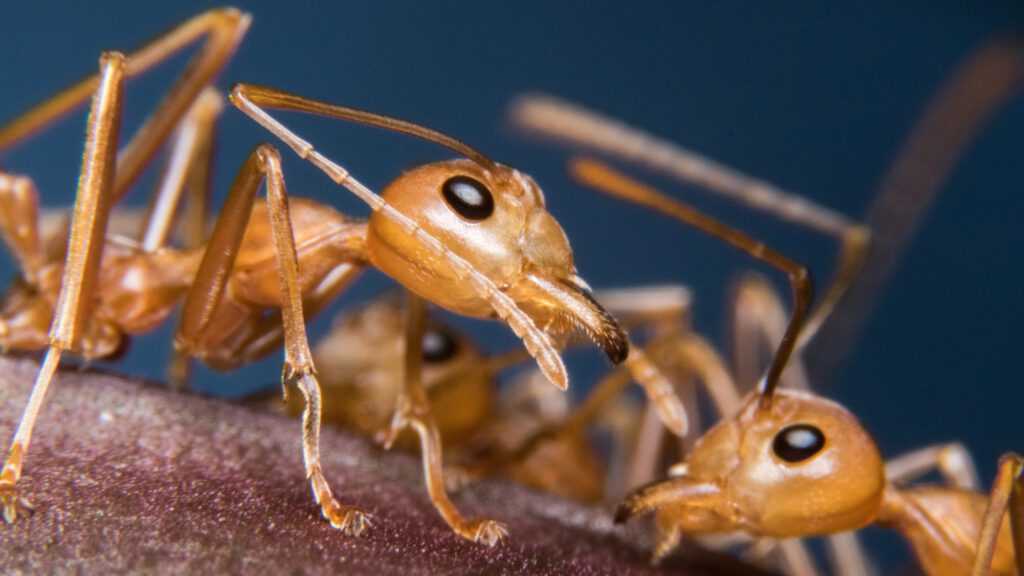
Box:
0 9 688 546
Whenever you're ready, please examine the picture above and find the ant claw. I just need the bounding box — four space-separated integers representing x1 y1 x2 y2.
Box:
465 518 508 547
0 480 34 524
321 497 372 537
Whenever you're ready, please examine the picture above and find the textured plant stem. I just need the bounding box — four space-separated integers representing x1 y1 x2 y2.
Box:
0 355 766 575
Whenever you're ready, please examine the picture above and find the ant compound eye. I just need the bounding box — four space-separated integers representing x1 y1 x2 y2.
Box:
441 176 494 220
422 327 458 363
772 424 826 463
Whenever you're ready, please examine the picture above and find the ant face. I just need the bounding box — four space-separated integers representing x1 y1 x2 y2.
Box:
366 159 627 364
309 296 493 443
618 390 886 538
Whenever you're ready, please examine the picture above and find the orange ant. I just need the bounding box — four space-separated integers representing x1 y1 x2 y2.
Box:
615 385 1022 575
259 292 635 504
297 285 747 506
590 152 1023 576
507 92 872 484
0 9 688 546
508 98 1023 574
503 93 884 572
600 276 992 575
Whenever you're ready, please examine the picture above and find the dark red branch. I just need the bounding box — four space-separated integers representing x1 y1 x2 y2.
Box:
0 356 766 575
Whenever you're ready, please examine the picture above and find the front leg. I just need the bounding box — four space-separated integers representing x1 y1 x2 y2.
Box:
1 54 125 524
381 292 507 546
174 144 369 535
289 365 370 536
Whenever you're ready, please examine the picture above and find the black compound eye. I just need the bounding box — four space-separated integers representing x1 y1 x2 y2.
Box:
422 327 458 363
772 424 826 463
441 176 494 220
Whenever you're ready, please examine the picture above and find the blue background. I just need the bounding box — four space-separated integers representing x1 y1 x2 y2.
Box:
2 2 1023 571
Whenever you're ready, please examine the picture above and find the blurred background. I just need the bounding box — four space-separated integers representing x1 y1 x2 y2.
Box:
2 1 1022 571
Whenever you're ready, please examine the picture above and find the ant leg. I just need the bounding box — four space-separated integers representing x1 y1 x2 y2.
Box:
198 264 363 372
599 286 695 490
598 285 694 439
175 144 370 536
769 540 818 576
885 442 980 490
113 87 225 388
569 158 812 406
478 287 694 496
971 453 1023 576
493 288 692 494
381 292 507 546
0 174 43 284
596 285 692 335
622 345 688 435
509 93 869 345
668 333 743 417
0 9 249 202
824 532 880 576
730 273 810 392
137 87 223 252
1 54 125 523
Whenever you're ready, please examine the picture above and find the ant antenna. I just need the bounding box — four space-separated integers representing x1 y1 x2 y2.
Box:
231 84 498 171
570 157 814 407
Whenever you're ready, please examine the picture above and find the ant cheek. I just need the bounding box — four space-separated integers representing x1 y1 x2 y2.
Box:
522 210 574 273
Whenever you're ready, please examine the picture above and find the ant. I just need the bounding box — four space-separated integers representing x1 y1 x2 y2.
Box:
266 291 658 504
303 284 770 506
504 94 890 573
508 97 1023 574
615 385 1021 575
506 92 870 487
0 9 689 546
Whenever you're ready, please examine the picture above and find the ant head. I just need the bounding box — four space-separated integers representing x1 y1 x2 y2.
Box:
228 86 627 387
366 159 627 365
617 389 886 538
309 295 493 442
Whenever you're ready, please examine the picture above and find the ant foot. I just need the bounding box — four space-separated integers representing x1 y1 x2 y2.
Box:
321 496 372 536
0 479 33 524
461 518 508 547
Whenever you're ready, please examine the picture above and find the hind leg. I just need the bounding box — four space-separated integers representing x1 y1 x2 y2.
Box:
1 54 125 523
